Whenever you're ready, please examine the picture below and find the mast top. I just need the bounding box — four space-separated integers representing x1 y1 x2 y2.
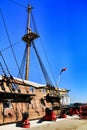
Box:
22 4 39 46
28 5 32 12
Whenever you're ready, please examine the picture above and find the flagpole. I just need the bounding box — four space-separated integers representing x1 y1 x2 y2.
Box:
57 67 67 89
57 72 61 87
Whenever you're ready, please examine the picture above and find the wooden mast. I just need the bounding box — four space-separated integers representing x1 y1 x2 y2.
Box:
22 5 39 80
25 5 31 80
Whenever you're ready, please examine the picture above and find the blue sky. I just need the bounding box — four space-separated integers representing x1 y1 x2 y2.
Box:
0 0 87 103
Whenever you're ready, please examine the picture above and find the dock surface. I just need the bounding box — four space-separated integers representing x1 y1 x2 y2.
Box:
0 115 87 130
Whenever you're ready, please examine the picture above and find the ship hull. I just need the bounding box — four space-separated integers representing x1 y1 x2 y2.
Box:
0 76 61 125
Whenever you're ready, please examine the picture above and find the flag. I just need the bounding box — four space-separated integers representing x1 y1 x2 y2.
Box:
61 67 67 73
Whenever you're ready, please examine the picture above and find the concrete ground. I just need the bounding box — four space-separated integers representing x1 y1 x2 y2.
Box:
0 115 87 130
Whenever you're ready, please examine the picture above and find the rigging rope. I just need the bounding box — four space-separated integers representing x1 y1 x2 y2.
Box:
0 8 24 80
0 62 6 91
8 0 27 8
0 52 11 75
31 10 57 87
0 51 20 92
31 12 39 34
31 46 43 83
32 41 54 86
39 38 57 87
0 8 30 93
0 40 22 52
17 46 27 79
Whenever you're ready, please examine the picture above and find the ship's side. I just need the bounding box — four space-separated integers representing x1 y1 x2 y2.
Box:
0 75 70 125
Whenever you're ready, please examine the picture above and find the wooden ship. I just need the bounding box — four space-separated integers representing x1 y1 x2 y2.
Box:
0 5 70 125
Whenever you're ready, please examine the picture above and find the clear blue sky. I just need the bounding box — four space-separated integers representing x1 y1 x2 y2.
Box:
0 0 87 103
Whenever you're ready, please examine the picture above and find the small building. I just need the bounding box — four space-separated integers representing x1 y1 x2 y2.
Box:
59 88 70 105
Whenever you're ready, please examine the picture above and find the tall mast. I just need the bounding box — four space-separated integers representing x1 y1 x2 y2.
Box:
25 5 31 80
22 5 39 80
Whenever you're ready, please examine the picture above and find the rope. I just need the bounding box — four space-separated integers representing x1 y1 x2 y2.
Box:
31 9 57 88
31 12 39 34
8 0 27 8
0 8 29 93
17 46 27 79
40 38 57 87
0 52 10 75
0 40 22 52
31 9 56 87
32 41 54 86
0 8 23 80
0 52 21 92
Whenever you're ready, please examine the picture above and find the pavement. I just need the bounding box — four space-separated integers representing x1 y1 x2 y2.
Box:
0 115 87 130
